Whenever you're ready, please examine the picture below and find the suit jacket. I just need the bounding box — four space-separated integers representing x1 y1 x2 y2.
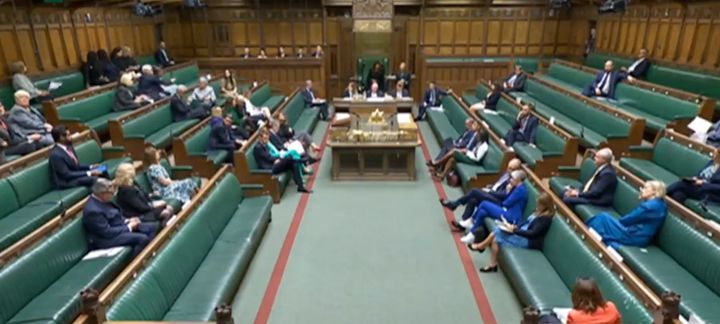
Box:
342 89 358 98
170 94 194 121
590 70 626 99
390 88 409 98
512 114 540 144
514 215 553 250
138 75 168 100
113 85 142 112
49 145 91 189
155 49 173 67
208 123 237 151
628 58 650 79
7 105 47 137
269 131 285 148
0 115 26 146
395 71 412 89
423 88 448 107
366 90 385 98
505 72 527 92
697 161 720 203
83 195 130 249
454 129 476 148
485 91 501 110
489 172 512 197
116 184 154 217
579 164 618 206
253 142 276 170
100 60 120 82
500 183 529 224
302 88 318 106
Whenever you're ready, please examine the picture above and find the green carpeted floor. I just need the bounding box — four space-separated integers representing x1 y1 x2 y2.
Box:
231 120 522 324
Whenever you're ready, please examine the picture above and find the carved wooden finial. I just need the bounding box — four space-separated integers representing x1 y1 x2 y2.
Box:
215 304 235 324
660 291 681 324
80 288 106 324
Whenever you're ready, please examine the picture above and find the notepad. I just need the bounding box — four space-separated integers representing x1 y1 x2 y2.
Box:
82 247 124 260
688 116 713 135
48 81 62 91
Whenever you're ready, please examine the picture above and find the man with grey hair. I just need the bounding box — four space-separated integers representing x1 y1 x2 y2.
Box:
428 118 477 167
191 76 216 109
563 147 618 208
138 64 173 101
83 178 158 256
7 90 54 147
170 84 208 122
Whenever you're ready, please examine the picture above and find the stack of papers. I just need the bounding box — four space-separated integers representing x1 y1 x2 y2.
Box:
335 112 351 121
397 113 412 124
48 81 63 91
82 247 125 260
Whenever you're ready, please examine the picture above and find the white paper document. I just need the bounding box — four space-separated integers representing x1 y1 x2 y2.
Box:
48 81 63 91
482 109 498 115
552 307 571 324
397 113 412 124
688 117 713 134
335 113 351 121
470 102 486 110
83 246 125 260
287 140 305 155
429 105 443 112
366 97 385 102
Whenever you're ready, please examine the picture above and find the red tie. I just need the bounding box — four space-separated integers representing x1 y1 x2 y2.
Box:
65 147 78 164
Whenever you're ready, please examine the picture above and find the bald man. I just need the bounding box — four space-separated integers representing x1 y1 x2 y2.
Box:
562 148 618 208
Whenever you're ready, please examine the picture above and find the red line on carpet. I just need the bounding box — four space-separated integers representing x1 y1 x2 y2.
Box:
417 129 498 324
254 122 331 324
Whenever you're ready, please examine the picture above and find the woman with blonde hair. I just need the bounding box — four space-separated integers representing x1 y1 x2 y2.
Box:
114 163 174 225
112 73 150 112
587 180 668 249
144 147 198 204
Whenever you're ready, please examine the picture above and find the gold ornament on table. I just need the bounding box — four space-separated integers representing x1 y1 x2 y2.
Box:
368 109 386 124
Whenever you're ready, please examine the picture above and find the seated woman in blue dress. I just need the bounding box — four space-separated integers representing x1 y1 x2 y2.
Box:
586 180 667 249
468 192 556 273
458 170 529 244
666 152 720 205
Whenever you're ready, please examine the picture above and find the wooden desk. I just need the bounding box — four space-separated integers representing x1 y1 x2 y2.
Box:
332 98 414 115
328 141 419 181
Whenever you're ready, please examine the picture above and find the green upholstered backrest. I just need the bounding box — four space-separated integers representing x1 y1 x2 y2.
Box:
250 84 271 107
0 179 21 219
522 181 539 217
357 56 389 84
245 142 259 170
578 158 598 184
474 84 489 99
656 215 720 296
651 138 711 178
443 96 470 134
58 90 116 122
283 93 305 126
74 139 103 164
585 53 634 71
185 125 211 155
137 56 157 66
122 104 172 138
35 72 86 98
547 63 594 88
543 218 653 323
107 174 241 321
0 85 14 109
513 57 540 74
170 65 200 86
615 84 698 120
534 126 565 154
482 142 502 171
646 66 720 99
5 160 52 206
0 218 87 323
612 179 642 215
496 99 518 118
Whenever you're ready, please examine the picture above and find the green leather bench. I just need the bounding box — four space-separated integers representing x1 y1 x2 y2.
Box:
166 63 200 87
425 57 541 74
106 173 272 321
470 84 568 170
133 159 199 212
110 103 198 160
0 138 130 252
487 180 652 322
426 95 505 189
51 90 130 134
586 52 720 100
539 63 702 132
509 79 633 149
250 83 285 112
137 55 158 67
283 89 319 135
35 71 86 99
0 218 132 324
619 137 710 186
241 140 291 203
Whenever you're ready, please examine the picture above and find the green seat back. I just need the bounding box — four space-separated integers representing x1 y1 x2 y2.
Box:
250 84 271 107
0 179 21 219
612 179 642 215
245 142 259 170
0 85 14 108
171 65 200 86
74 140 104 164
137 56 158 66
646 66 720 99
585 53 634 71
58 91 116 122
578 158 598 183
548 63 594 88
185 126 211 155
651 138 711 178
481 142 502 171
475 84 490 100
534 127 565 153
615 84 698 120
283 94 305 126
0 218 87 323
122 104 172 138
522 180 539 217
5 161 52 206
513 57 540 74
656 215 720 296
357 56 389 84
35 72 86 98
442 96 470 134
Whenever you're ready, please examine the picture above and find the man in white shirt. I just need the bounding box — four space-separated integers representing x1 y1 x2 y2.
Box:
581 60 627 99
191 77 216 109
622 48 650 81
237 94 272 126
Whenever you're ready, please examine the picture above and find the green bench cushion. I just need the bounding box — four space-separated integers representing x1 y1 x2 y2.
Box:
263 96 285 112
0 203 61 252
293 109 319 135
171 65 200 86
85 111 129 134
145 120 198 149
57 91 116 124
619 158 679 185
500 247 571 311
35 72 86 98
684 200 720 224
427 109 459 143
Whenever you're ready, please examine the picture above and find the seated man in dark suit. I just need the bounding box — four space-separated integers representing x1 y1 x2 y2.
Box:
622 48 650 81
365 81 385 99
427 118 477 167
394 62 412 91
49 125 105 189
154 41 174 68
389 80 410 99
667 152 720 205
208 114 245 164
503 103 539 146
581 60 627 99
503 65 527 92
302 79 328 121
83 178 157 256
138 65 174 101
171 85 208 122
416 81 450 121
562 148 618 208
441 158 522 228
0 101 42 163
253 129 312 193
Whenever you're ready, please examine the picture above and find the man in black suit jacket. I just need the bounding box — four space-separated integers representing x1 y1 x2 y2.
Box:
389 80 410 99
503 65 527 92
581 60 627 99
154 41 174 68
138 65 172 101
253 130 312 193
623 48 651 81
302 79 328 121
416 81 449 121
503 104 540 146
171 85 208 122
0 102 41 163
394 62 412 91
563 148 618 208
208 114 244 164
83 178 157 256
49 125 104 189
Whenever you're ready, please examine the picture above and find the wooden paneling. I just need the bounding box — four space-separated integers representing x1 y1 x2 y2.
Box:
590 2 720 72
420 58 512 95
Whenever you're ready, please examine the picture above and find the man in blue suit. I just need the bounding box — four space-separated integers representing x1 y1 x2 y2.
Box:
138 65 173 101
503 65 527 92
667 154 720 204
562 148 618 208
503 103 539 146
49 125 104 189
207 114 244 164
83 178 157 256
581 60 627 99
459 170 529 244
302 79 328 121
416 81 450 121
442 158 522 228
427 118 477 166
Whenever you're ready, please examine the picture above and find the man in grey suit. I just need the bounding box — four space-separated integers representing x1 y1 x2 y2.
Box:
7 90 54 147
